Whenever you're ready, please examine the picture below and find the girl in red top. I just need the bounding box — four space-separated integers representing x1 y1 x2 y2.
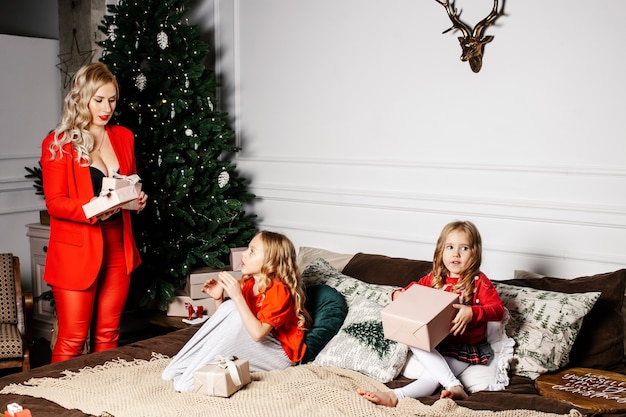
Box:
358 220 504 405
162 230 311 392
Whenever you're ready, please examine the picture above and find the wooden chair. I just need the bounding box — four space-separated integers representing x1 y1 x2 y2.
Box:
0 253 33 372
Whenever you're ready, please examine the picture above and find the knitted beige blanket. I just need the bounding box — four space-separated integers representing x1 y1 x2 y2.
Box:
0 354 581 417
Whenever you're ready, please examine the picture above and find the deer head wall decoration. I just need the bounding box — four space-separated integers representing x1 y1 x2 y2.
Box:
435 0 505 73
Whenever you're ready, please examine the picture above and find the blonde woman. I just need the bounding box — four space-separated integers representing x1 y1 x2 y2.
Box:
41 62 147 362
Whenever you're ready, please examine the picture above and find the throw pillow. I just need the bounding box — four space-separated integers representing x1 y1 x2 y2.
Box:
313 295 408 383
302 258 398 307
296 247 354 272
493 282 600 380
302 284 348 364
506 268 626 371
342 252 433 288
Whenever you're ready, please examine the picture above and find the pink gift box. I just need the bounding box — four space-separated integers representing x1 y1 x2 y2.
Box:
193 357 251 397
185 268 243 299
82 175 142 218
229 247 246 271
381 284 459 351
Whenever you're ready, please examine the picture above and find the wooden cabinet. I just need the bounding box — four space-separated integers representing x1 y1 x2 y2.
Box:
26 223 55 340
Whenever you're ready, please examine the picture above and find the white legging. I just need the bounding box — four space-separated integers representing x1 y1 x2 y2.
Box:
393 346 470 400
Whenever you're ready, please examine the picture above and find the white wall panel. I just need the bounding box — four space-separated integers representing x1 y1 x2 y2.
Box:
0 35 61 285
201 1 626 280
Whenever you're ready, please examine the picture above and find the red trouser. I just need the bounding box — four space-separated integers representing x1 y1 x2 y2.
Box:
51 219 130 362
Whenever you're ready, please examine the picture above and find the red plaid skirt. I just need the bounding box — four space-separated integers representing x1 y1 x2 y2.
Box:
437 340 493 365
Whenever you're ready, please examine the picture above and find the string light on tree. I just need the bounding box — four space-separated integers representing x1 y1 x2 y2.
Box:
98 0 257 309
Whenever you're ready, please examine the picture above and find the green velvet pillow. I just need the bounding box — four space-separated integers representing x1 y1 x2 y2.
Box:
302 284 348 364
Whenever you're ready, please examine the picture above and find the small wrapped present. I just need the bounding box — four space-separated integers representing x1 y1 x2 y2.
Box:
229 247 247 271
4 403 32 417
82 174 142 218
381 284 459 351
193 356 251 397
185 268 243 299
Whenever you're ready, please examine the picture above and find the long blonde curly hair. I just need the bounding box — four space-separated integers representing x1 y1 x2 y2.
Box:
48 62 118 165
253 231 312 330
430 220 483 305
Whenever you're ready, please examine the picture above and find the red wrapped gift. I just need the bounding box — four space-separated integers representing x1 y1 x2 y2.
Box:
4 403 32 417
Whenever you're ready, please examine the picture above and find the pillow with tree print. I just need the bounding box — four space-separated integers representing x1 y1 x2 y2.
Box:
493 282 600 379
302 258 397 307
312 295 408 383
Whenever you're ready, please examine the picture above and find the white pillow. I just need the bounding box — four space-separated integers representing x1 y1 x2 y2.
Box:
493 282 601 379
313 295 408 383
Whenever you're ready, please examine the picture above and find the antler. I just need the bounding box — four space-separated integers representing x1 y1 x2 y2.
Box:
473 0 502 39
434 0 504 73
435 0 471 38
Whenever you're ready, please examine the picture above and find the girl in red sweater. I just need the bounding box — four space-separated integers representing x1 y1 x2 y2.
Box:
358 220 504 405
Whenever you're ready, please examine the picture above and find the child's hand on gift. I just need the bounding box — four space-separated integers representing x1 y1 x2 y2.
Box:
216 271 243 302
450 304 473 336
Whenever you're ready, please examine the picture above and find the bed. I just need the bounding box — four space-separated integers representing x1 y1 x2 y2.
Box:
0 248 624 417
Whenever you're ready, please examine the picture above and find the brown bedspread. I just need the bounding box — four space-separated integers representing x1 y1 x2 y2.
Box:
0 326 618 417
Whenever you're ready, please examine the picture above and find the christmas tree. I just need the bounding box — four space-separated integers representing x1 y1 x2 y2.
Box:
98 0 257 309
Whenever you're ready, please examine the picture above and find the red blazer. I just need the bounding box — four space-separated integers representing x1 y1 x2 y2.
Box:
41 125 142 291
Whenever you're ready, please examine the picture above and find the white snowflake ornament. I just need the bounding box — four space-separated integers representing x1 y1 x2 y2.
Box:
218 170 230 188
157 31 169 49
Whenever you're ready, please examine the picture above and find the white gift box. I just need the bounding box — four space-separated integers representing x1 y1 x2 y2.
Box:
185 267 243 299
82 174 142 218
381 284 459 351
193 356 251 397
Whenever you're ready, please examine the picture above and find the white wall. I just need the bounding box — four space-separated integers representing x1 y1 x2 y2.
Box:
0 35 61 289
205 0 626 280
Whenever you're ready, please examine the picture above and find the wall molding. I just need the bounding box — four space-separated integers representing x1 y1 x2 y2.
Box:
259 219 626 269
237 155 626 178
252 183 625 229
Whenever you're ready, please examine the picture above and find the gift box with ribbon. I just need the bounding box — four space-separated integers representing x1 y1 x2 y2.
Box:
82 174 142 218
193 356 251 397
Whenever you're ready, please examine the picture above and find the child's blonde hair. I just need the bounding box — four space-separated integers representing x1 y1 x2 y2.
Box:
254 230 311 330
430 220 482 305
49 62 119 165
